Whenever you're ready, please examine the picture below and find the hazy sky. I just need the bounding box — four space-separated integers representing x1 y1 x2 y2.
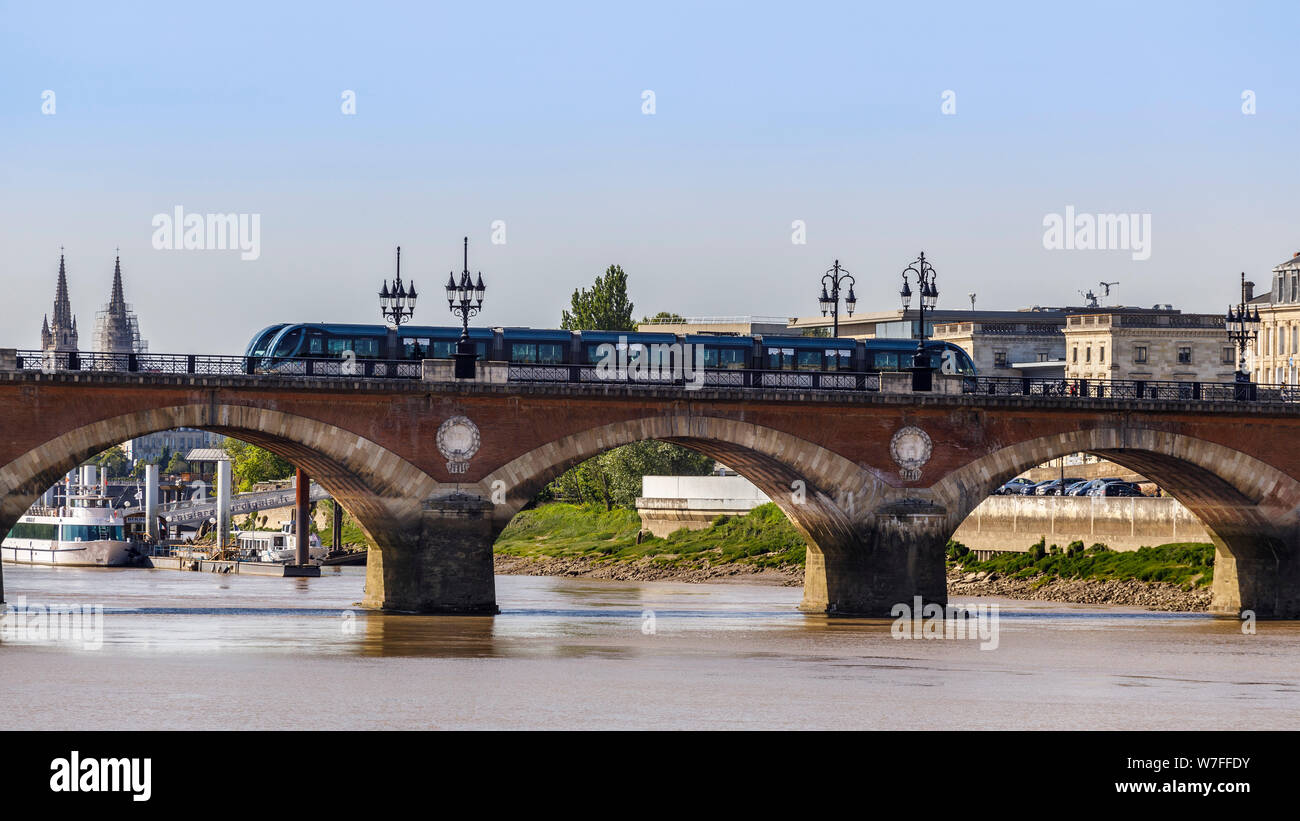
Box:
3 1 1297 353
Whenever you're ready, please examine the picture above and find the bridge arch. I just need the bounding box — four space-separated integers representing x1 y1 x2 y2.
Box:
0 403 439 584
931 427 1300 616
473 414 898 613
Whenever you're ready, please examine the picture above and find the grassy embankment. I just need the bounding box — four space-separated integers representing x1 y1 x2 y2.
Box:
947 538 1215 589
494 502 806 569
306 498 1217 589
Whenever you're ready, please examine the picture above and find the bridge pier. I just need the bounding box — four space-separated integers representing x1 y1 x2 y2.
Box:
360 494 499 614
1210 532 1300 619
799 512 949 617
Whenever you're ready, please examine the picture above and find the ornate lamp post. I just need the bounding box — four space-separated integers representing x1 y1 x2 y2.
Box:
899 251 939 390
379 246 417 360
817 260 857 337
1226 271 1261 396
445 236 485 378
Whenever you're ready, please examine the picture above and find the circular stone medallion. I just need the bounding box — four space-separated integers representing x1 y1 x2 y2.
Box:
437 416 481 473
890 426 932 481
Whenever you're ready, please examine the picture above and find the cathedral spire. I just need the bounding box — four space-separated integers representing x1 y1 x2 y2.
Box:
42 250 78 354
92 252 145 354
109 255 126 311
52 252 73 328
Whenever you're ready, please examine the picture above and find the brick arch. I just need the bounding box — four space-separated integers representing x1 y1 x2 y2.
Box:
0 403 439 548
930 426 1300 616
475 415 888 588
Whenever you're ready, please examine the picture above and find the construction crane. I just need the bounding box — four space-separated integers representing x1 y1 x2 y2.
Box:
1099 281 1119 298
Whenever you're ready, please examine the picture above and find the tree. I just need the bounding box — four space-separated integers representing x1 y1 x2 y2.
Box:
223 439 295 492
639 311 685 326
552 267 708 506
92 445 130 478
545 441 714 511
164 451 188 474
561 265 635 331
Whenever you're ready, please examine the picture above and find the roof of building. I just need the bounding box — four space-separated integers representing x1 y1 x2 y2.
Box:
184 448 230 462
1273 253 1300 271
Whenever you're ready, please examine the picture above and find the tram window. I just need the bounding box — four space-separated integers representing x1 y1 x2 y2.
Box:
327 338 351 356
271 329 304 357
350 338 380 358
826 349 854 371
766 347 794 369
796 350 821 371
511 343 565 364
872 352 899 371
402 338 431 359
703 348 746 369
432 340 486 360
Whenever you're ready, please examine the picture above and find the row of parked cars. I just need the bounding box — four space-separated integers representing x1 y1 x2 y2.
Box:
993 476 1147 498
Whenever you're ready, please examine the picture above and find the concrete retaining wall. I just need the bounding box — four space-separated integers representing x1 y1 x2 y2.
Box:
636 475 771 537
951 495 1211 553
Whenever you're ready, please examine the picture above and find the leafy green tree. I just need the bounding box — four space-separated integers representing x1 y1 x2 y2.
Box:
561 265 635 331
223 439 295 492
546 441 714 511
91 445 130 478
639 311 685 325
164 451 188 474
552 268 708 506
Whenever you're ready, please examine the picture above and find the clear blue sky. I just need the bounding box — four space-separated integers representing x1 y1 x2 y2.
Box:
2 0 1297 352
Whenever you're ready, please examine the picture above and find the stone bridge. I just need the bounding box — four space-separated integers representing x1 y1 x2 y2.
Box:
3 366 1299 618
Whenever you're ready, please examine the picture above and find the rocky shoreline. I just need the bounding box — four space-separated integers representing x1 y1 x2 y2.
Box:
492 554 1212 610
493 554 804 586
947 568 1211 611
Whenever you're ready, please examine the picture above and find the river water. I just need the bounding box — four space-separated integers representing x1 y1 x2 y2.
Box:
0 564 1296 730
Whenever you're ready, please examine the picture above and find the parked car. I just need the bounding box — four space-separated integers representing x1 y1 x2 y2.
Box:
1034 478 1085 496
1090 482 1145 497
995 478 1036 495
1017 480 1048 495
1066 477 1126 496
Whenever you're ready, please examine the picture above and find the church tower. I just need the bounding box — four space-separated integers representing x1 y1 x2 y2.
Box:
41 252 79 354
92 254 147 354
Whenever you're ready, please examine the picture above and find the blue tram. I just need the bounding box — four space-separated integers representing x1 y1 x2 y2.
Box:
244 323 977 376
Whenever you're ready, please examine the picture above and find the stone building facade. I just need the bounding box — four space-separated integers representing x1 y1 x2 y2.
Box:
931 318 1065 378
1063 312 1234 382
1251 252 1300 385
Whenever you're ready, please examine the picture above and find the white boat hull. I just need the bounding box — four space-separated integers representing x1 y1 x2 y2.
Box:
2 539 139 567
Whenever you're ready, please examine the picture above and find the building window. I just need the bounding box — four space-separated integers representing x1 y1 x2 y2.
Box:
1099 345 1105 363
1222 347 1235 364
1134 345 1147 364
1072 347 1078 363
1177 346 1192 364
1292 276 1298 302
1036 351 1050 362
1085 347 1092 363
993 350 1008 368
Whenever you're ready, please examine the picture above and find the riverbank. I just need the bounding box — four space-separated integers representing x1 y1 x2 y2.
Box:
493 502 1215 611
491 555 1211 610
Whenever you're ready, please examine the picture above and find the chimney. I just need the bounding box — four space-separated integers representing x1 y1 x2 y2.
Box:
1244 280 1255 300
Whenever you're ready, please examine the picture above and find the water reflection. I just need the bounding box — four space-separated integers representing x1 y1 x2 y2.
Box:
1 564 1298 730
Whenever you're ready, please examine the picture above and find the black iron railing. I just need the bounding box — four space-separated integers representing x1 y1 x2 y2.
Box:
12 349 1300 404
13 350 421 380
